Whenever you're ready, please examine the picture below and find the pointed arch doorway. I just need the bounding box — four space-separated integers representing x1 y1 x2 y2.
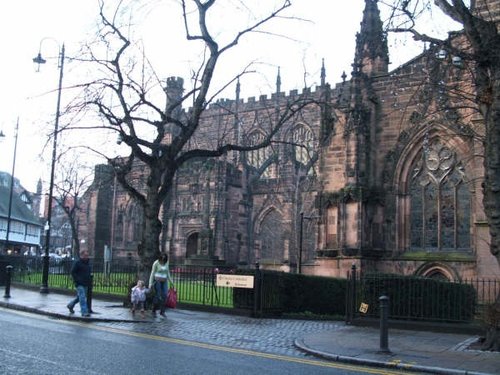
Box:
186 232 199 258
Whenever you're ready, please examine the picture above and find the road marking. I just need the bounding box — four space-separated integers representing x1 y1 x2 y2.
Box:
2 308 412 375
86 324 412 374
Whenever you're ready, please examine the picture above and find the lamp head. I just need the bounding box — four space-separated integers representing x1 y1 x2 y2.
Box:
33 53 46 65
33 52 47 72
0 130 5 138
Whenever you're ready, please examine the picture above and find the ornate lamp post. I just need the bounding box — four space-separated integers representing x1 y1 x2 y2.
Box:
34 41 65 294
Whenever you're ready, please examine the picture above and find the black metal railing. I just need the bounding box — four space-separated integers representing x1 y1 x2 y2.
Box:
0 255 256 313
346 268 499 323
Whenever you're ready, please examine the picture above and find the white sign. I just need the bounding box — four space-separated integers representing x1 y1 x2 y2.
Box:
216 274 254 289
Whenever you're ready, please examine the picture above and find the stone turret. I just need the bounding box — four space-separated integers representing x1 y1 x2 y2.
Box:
164 76 184 139
164 76 184 116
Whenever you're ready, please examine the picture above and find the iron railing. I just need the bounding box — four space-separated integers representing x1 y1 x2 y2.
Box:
0 255 255 313
346 267 499 323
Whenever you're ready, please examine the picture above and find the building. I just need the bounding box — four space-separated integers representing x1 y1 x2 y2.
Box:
0 172 42 255
78 0 500 281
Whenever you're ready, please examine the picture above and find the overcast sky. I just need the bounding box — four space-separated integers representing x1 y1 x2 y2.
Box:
0 0 456 193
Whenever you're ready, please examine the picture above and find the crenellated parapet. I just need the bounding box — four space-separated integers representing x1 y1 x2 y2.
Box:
203 83 343 113
165 76 184 91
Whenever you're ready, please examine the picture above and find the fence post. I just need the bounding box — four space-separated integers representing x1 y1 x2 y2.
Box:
4 265 13 298
253 262 262 318
379 295 390 353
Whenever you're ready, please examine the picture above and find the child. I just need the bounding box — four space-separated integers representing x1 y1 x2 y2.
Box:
131 280 149 317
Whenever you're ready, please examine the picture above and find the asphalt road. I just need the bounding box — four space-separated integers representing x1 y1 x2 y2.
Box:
0 308 417 375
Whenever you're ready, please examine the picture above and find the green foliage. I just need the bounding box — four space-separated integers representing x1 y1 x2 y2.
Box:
279 273 347 315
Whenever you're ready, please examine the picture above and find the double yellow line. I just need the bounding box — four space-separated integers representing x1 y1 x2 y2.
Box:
7 308 412 375
87 322 411 374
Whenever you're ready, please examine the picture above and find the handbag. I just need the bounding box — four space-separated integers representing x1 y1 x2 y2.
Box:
165 287 177 309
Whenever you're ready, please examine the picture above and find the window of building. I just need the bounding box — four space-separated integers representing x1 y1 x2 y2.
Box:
246 131 275 178
115 210 124 244
326 205 338 249
12 221 24 234
291 124 315 167
26 224 39 237
259 210 284 261
409 143 470 251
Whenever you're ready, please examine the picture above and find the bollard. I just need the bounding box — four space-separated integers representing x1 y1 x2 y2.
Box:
87 274 94 313
379 295 390 353
4 265 13 299
253 262 261 318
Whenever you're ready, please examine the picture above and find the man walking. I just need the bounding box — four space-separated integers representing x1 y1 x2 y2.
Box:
67 249 92 317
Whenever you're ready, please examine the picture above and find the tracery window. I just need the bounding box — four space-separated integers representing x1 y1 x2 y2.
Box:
409 143 470 251
247 131 275 178
291 124 314 167
259 210 284 261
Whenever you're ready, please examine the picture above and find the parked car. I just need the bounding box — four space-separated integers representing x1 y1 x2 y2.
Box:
48 253 62 265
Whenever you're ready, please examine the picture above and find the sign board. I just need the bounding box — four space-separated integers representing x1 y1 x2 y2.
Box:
216 274 254 289
359 303 369 314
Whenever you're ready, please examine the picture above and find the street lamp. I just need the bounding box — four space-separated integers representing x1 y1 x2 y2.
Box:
2 119 20 254
298 212 320 274
34 41 65 294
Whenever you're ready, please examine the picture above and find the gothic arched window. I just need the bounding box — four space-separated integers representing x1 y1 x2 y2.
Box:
125 203 143 243
259 210 284 261
291 124 314 165
247 131 275 178
409 143 470 251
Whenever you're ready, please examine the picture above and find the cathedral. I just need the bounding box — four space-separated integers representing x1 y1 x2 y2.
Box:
78 0 500 281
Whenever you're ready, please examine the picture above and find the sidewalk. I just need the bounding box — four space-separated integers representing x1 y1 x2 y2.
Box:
1 287 499 375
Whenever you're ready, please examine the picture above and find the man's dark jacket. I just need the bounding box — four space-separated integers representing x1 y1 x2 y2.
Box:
71 258 92 287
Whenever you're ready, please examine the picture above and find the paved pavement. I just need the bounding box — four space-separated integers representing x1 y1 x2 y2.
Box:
1 286 499 375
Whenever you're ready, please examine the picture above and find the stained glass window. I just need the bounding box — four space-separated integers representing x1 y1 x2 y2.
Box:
247 131 275 178
291 124 314 167
409 144 470 251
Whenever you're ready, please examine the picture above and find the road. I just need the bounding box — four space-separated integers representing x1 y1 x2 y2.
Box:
0 308 418 375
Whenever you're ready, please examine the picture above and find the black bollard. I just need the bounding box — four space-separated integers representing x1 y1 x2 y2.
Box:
4 265 13 299
87 274 94 313
379 295 390 353
253 262 261 318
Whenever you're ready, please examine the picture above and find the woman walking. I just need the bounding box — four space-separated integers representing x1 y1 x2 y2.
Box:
148 253 174 317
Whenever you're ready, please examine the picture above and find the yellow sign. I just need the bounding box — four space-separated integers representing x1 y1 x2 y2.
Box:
216 274 254 289
359 303 369 314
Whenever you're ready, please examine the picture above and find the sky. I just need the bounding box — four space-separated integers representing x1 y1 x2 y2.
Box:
0 0 458 194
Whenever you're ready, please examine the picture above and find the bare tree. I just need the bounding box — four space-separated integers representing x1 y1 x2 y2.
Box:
64 0 318 277
52 158 93 257
382 0 500 350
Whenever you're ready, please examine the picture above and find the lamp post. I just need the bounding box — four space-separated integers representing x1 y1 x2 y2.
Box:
298 212 304 274
34 42 65 294
3 119 20 254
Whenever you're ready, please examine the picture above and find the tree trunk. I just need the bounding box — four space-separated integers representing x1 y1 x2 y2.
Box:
482 66 500 262
138 202 162 284
481 298 500 351
479 60 500 352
